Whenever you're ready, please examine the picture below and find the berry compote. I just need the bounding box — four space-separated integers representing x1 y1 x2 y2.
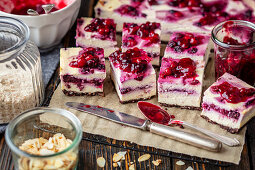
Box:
1 0 69 15
160 57 198 84
211 82 255 104
84 18 116 40
123 22 160 47
109 48 151 75
212 20 255 86
167 32 203 53
69 47 105 74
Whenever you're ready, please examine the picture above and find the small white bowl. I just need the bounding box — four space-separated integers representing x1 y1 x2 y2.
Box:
0 0 81 49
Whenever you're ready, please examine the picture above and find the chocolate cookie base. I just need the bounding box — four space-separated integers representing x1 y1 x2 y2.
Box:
159 102 202 111
201 115 239 134
120 95 155 104
63 89 104 97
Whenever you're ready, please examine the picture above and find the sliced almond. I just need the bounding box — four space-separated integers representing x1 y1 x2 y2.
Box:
117 151 127 160
113 153 123 162
113 162 118 167
138 154 151 162
186 166 193 170
152 159 162 166
129 164 135 170
176 160 185 166
97 157 106 168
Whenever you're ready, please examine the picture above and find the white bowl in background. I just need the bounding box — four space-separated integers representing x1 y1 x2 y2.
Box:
0 0 81 49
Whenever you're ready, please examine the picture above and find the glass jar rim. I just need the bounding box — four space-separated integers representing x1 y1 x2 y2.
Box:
0 16 29 54
5 107 82 158
211 20 255 50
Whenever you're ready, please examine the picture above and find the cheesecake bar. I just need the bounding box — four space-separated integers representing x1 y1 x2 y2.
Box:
164 32 210 64
122 22 161 66
158 57 204 109
60 47 106 96
95 0 255 41
201 73 255 133
109 48 156 103
76 17 119 57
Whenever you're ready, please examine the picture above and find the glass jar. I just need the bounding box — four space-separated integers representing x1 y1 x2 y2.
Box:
0 16 44 123
5 107 82 170
212 20 255 86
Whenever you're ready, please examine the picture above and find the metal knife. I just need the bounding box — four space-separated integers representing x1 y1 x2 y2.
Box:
65 102 222 152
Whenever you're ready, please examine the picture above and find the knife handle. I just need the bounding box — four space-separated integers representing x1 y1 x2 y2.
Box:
148 122 222 152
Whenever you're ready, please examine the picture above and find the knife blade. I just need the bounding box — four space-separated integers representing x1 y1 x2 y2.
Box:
65 102 222 152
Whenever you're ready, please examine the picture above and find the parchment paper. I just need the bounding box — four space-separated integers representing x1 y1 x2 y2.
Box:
46 50 246 165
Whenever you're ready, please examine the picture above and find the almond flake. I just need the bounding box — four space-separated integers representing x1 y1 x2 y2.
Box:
113 162 118 167
113 153 123 162
129 164 135 170
138 154 151 162
186 166 193 170
176 160 185 166
97 157 106 168
117 151 127 160
152 159 162 166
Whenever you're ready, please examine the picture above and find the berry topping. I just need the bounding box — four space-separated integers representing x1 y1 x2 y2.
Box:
123 22 160 47
109 48 151 75
168 0 201 8
169 10 184 18
168 33 203 53
223 36 243 45
160 58 197 80
211 82 255 104
115 5 147 17
84 18 116 40
69 47 104 73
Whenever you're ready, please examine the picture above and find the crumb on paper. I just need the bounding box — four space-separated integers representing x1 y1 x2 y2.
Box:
176 160 185 166
138 154 151 162
97 157 106 168
186 166 194 170
152 159 162 166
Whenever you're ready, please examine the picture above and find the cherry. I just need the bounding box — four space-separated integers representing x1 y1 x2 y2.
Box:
160 58 197 80
211 82 255 104
116 5 146 17
69 47 103 71
109 48 152 75
84 18 116 40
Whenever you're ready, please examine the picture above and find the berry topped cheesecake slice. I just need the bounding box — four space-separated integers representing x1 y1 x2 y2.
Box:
76 17 119 57
122 22 161 66
158 57 204 109
201 73 255 133
60 47 106 96
109 48 156 103
95 0 150 32
95 0 255 41
165 32 210 64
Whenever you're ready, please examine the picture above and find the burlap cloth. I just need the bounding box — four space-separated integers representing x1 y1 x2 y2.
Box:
46 49 246 165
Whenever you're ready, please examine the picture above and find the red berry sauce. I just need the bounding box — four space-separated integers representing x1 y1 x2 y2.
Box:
138 101 172 125
3 0 70 15
211 82 255 104
123 22 160 47
69 47 105 74
160 58 197 80
115 5 147 17
84 18 116 40
167 33 203 53
109 48 151 79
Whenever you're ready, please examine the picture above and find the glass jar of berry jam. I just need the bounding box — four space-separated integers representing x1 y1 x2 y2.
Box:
0 16 44 123
212 20 255 86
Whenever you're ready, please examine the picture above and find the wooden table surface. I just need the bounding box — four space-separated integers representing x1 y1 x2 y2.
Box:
0 0 255 169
